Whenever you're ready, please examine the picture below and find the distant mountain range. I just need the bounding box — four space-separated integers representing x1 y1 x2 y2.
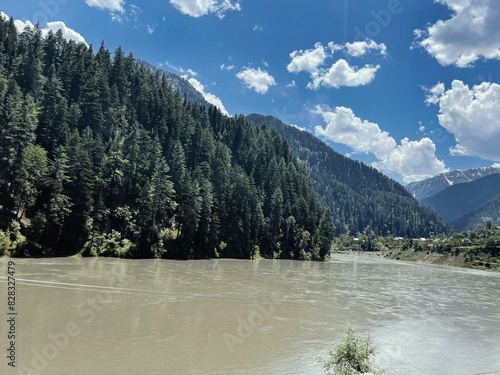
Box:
246 114 450 237
407 167 500 231
421 174 500 226
406 166 500 201
453 193 500 231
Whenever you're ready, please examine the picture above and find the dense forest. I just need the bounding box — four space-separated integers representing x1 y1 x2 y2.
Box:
0 17 334 260
246 114 451 238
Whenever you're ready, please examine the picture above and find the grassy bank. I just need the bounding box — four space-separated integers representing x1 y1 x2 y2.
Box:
382 246 499 272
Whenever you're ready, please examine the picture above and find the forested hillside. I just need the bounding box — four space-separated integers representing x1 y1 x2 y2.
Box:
0 18 334 260
246 114 450 237
453 194 500 232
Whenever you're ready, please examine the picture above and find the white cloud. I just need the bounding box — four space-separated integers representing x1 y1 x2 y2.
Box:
108 4 141 23
43 22 87 45
287 42 328 74
314 106 448 183
0 12 35 33
147 24 156 34
85 0 124 12
343 40 387 57
286 80 296 88
424 82 445 105
1 12 86 45
188 77 229 116
428 80 500 161
164 60 198 77
290 124 306 132
288 40 385 89
220 64 235 71
376 138 449 183
308 60 380 90
414 0 500 67
314 106 396 158
169 0 241 19
449 144 469 156
236 67 276 94
253 25 264 32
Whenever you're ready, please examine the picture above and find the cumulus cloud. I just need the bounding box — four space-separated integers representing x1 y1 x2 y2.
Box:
314 106 448 183
169 0 241 19
308 60 380 90
85 0 124 12
427 80 500 161
253 25 264 32
0 12 35 34
287 42 328 74
286 80 296 88
424 82 445 105
43 22 87 45
342 40 387 57
1 12 86 45
236 67 276 94
290 124 306 132
188 78 229 116
414 0 500 67
288 40 384 89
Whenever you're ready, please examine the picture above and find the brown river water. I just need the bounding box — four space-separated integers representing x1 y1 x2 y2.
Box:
1 254 499 375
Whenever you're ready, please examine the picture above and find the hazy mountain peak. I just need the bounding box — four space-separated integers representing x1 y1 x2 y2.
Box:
407 166 500 202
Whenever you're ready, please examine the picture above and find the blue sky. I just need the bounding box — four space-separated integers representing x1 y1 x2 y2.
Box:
2 0 500 184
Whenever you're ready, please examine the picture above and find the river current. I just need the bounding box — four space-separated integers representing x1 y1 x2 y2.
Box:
1 254 499 374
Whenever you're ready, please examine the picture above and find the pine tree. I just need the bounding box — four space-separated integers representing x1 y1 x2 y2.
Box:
44 146 73 249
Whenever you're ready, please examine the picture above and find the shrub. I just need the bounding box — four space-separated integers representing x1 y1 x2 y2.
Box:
318 322 384 375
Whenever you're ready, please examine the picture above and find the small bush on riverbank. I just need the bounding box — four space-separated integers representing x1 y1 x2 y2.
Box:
0 220 27 256
318 322 384 375
82 230 135 258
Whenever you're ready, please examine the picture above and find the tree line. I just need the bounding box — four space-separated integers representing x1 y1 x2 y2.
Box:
246 114 451 238
0 17 334 259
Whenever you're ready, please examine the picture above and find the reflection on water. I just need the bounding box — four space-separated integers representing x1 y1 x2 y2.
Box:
1 254 499 375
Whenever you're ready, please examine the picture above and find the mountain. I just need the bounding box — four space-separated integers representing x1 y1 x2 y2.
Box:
451 193 500 231
138 59 211 108
0 22 333 260
246 114 451 237
421 174 500 228
406 166 500 202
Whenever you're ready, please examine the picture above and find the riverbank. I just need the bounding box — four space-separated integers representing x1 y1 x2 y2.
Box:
384 246 500 272
335 247 500 272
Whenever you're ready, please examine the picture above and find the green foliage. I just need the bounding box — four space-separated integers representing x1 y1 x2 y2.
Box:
0 22 334 260
246 114 451 238
319 322 384 375
84 230 134 258
0 220 27 256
